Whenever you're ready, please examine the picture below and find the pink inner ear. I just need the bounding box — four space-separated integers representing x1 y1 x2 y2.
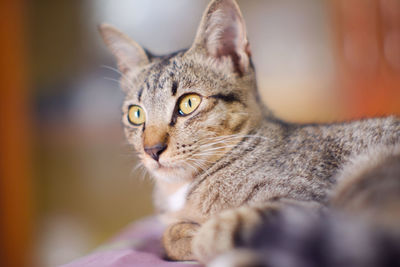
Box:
205 3 249 75
215 25 245 75
215 25 237 56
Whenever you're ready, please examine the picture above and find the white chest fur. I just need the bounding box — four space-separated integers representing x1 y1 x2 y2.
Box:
167 184 189 212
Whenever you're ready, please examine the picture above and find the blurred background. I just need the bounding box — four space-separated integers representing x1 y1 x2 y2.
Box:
0 0 399 266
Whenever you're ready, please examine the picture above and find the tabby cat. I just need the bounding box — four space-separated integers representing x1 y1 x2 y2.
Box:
99 0 400 265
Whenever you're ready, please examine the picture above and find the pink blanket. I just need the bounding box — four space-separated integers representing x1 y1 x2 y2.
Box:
61 217 202 267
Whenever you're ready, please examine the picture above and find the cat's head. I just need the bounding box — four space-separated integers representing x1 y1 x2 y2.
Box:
100 0 264 182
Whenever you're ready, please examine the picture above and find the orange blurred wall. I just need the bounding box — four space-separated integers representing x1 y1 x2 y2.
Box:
0 0 33 266
332 0 400 118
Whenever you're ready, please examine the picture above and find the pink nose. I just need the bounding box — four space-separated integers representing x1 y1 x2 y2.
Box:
144 143 167 161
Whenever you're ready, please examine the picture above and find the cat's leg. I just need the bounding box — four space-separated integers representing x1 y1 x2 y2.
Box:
192 200 321 263
162 221 200 261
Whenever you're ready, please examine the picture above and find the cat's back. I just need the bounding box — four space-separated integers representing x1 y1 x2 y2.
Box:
185 115 400 218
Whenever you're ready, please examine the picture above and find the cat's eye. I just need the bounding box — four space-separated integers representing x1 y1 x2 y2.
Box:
178 94 201 116
127 105 146 125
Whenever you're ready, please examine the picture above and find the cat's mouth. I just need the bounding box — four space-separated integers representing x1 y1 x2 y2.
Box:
143 158 184 172
142 158 196 181
141 154 197 181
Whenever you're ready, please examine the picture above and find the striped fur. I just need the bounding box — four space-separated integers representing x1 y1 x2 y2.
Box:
100 0 400 264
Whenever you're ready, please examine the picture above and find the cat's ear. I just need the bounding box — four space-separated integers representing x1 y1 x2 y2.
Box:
99 23 149 73
188 0 251 75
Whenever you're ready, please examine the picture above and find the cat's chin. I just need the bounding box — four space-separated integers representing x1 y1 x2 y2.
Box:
151 164 195 183
142 157 196 183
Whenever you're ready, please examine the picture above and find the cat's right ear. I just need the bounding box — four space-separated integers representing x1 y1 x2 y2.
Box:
187 0 251 75
98 23 149 73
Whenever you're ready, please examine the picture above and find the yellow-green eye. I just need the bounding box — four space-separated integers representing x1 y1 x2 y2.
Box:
178 94 201 116
127 105 146 125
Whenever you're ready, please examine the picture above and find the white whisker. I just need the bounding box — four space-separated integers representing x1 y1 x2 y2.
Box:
103 77 122 84
101 64 136 91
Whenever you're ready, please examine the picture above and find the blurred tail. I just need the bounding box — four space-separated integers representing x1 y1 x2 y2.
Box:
209 207 400 267
332 144 400 231
209 145 400 267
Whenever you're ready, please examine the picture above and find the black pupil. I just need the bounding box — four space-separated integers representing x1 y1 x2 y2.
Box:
136 109 140 118
188 98 192 107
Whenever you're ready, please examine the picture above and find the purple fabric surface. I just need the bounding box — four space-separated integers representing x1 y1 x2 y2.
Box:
60 217 202 267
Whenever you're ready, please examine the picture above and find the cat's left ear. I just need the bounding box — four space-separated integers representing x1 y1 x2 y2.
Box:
188 0 251 75
99 23 149 73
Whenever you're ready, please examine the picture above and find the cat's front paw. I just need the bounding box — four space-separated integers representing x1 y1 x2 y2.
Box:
192 205 269 263
162 221 200 261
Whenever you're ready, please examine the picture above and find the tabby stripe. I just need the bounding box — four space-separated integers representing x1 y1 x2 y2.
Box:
204 191 220 214
184 101 218 127
138 87 144 101
167 221 200 242
138 80 150 101
170 100 216 127
172 221 200 227
242 181 269 204
171 81 178 96
254 206 270 221
198 135 260 181
232 213 245 246
209 93 244 105
206 158 235 179
169 115 177 127
255 204 280 223
188 131 262 197
233 119 247 133
188 155 237 198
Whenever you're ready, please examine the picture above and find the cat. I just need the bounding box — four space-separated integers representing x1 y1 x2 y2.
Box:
99 0 400 265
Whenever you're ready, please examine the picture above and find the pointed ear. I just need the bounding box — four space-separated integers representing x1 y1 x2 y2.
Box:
98 23 149 73
188 0 251 75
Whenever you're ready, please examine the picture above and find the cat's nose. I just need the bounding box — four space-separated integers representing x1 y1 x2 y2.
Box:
144 143 167 161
